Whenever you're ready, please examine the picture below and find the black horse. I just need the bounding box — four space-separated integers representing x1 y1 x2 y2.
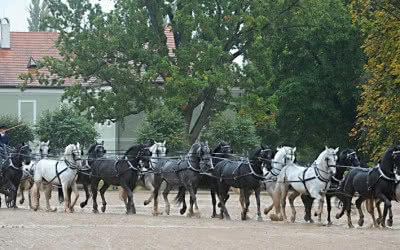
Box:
59 141 107 208
90 144 151 214
301 148 361 224
0 143 31 208
151 142 213 217
336 145 400 228
212 145 272 221
176 140 234 217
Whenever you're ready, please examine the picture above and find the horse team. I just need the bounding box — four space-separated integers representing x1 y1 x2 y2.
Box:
0 140 399 229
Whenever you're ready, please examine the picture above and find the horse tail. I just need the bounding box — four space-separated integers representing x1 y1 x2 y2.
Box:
119 188 127 202
174 186 186 205
270 168 286 221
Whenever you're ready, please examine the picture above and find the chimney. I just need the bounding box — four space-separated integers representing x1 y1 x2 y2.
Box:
1 18 10 49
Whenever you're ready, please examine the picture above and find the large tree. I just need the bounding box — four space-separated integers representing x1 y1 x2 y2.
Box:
350 0 400 161
27 0 50 32
21 0 302 144
242 0 365 160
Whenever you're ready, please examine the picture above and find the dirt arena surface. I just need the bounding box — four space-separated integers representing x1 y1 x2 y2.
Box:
1 190 400 250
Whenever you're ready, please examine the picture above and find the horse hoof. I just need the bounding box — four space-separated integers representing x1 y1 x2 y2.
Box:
19 199 24 205
327 221 333 226
387 219 393 227
348 224 354 229
309 218 314 224
358 219 364 227
335 213 341 219
264 208 270 215
144 200 150 206
179 207 186 215
80 202 86 208
152 211 160 216
195 213 201 219
257 216 263 222
270 214 283 221
290 216 296 223
186 212 193 218
101 207 106 213
92 209 99 214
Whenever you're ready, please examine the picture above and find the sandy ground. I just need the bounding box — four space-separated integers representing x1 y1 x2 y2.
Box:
0 189 400 250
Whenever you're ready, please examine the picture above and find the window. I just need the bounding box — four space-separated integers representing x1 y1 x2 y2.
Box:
18 100 37 124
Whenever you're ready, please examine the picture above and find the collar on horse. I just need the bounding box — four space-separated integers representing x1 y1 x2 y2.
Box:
8 158 22 171
298 163 332 195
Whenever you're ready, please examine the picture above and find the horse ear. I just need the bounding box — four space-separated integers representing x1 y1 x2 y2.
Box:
77 142 80 149
163 140 166 146
325 146 328 151
293 147 296 152
277 146 281 150
335 147 339 154
46 140 50 145
101 140 104 145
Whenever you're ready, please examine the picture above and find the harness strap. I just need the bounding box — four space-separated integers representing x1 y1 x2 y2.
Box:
298 167 315 195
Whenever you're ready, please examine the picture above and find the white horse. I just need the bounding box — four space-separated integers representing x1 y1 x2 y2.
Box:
263 146 296 215
270 147 338 223
119 141 167 206
31 143 82 212
19 141 51 208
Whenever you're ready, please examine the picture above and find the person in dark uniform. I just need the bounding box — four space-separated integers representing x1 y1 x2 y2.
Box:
0 126 9 145
0 126 9 166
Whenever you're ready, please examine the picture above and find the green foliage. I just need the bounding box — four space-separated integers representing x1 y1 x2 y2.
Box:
0 116 34 146
35 106 98 149
243 0 365 157
136 107 188 154
27 0 50 32
202 112 260 154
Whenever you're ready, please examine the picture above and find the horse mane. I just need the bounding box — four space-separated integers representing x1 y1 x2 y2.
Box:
125 144 147 156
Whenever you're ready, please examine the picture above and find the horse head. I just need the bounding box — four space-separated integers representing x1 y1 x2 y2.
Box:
16 143 32 166
251 145 272 173
265 146 296 175
39 140 50 158
125 144 152 169
213 140 233 158
316 146 339 175
336 149 360 180
197 141 213 171
390 145 400 176
65 143 82 168
150 141 167 158
87 141 106 161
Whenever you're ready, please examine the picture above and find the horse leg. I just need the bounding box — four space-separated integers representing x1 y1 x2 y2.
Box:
31 182 40 211
152 178 162 216
345 197 354 228
217 185 231 220
69 181 80 212
366 198 377 228
376 193 391 228
280 185 290 223
301 194 314 223
80 183 90 208
254 187 263 222
45 184 56 212
211 187 218 218
99 183 110 213
91 179 100 213
288 191 300 223
144 176 154 206
326 194 333 225
162 184 173 215
355 197 366 227
19 183 25 205
120 184 134 214
61 183 72 213
387 205 393 227
184 183 199 218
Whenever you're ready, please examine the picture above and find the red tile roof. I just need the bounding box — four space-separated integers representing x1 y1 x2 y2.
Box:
0 32 62 87
0 27 176 88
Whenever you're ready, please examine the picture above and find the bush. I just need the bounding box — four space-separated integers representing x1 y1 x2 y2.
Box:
35 106 98 149
0 115 34 146
202 112 260 154
136 107 188 154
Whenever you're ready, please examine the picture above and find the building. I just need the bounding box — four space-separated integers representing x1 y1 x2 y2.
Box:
0 18 144 151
